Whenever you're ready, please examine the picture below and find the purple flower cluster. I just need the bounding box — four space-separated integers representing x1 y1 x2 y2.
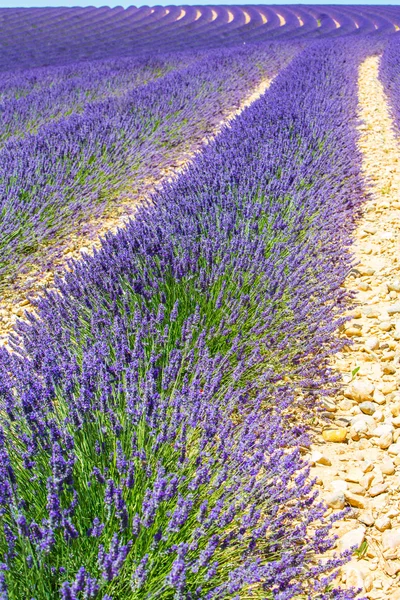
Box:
0 34 378 598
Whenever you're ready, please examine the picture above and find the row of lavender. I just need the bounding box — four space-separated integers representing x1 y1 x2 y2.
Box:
380 35 400 135
0 54 192 145
0 6 398 71
0 42 295 292
0 38 373 598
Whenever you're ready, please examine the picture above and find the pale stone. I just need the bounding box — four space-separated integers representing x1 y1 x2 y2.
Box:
311 450 332 467
387 506 400 518
339 398 354 411
345 380 375 402
331 479 348 492
360 472 374 489
326 490 346 510
379 432 393 449
361 460 374 473
375 515 392 532
371 471 384 486
372 423 394 437
344 468 364 484
345 491 367 509
351 414 376 426
364 573 374 593
369 482 389 497
389 280 400 292
322 428 347 443
365 337 379 351
388 304 400 315
358 511 375 526
391 401 400 417
381 382 397 395
384 560 400 576
380 321 393 332
380 458 395 475
388 443 400 456
337 526 366 553
350 420 369 440
346 327 363 337
349 483 366 496
359 401 377 415
373 389 386 405
345 564 365 590
321 398 337 412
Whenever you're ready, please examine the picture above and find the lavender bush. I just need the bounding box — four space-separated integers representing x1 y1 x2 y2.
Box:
0 37 374 598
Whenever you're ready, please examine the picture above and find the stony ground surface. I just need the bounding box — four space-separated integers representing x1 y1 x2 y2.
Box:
310 56 400 598
0 77 272 346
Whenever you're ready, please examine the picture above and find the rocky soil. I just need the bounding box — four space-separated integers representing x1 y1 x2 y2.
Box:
310 56 400 598
0 77 272 346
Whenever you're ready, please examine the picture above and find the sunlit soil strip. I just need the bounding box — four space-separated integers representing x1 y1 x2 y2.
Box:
396 25 400 31
0 76 275 345
310 56 400 597
176 9 185 21
298 16 304 26
277 13 285 26
354 20 360 29
259 11 267 25
210 9 218 21
194 9 201 21
333 18 340 29
227 10 234 23
243 10 251 25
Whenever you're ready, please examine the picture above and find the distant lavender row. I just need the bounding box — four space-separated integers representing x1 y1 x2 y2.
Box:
0 42 296 290
380 35 400 139
0 54 194 144
0 6 398 70
0 38 371 598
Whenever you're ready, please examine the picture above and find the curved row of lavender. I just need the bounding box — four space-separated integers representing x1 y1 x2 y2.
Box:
0 54 196 145
0 42 295 292
0 36 375 598
380 35 400 136
0 5 398 70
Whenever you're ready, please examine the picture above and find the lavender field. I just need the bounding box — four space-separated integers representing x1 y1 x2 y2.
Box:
1 4 400 599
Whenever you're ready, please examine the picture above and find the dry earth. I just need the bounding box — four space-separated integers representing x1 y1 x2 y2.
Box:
310 56 400 598
0 76 272 346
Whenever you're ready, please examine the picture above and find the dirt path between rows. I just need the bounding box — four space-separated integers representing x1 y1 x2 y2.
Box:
0 77 272 347
310 55 400 599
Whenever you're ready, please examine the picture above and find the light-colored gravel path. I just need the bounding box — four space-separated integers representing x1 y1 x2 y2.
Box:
310 56 400 599
0 77 273 346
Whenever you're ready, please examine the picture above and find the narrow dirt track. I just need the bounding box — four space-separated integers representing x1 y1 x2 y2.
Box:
310 56 400 599
0 77 273 347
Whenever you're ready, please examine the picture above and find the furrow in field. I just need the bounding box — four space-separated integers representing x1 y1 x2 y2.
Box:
0 75 274 346
310 55 400 599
